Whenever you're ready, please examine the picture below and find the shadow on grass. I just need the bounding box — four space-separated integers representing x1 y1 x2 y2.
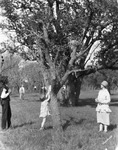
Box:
12 121 35 129
62 117 86 131
44 126 53 130
108 124 117 131
62 117 117 132
62 120 70 130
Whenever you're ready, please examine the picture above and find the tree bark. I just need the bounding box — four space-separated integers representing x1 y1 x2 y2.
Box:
74 77 82 106
64 75 82 106
50 91 63 149
49 79 63 150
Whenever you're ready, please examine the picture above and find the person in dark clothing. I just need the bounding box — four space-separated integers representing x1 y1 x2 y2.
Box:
0 83 12 130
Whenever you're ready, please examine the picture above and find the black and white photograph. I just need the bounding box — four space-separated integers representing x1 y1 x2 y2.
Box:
0 0 118 150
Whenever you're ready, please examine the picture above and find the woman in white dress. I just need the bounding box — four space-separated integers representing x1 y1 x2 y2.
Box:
95 81 111 133
39 85 51 130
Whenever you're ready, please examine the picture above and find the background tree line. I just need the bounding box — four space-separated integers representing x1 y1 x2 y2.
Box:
1 55 43 93
1 54 118 95
82 70 118 91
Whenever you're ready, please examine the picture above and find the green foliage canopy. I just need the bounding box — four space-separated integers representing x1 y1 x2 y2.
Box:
1 0 118 85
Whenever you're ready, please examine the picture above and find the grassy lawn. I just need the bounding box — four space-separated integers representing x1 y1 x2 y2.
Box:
0 90 118 150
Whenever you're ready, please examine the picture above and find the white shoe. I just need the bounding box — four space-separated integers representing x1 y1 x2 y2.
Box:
0 129 6 133
104 130 107 133
99 130 103 132
115 145 118 150
39 127 44 130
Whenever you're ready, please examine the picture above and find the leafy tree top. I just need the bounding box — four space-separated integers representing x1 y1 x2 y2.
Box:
0 0 118 86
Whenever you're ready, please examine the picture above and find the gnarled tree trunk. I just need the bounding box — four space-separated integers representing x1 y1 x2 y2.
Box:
50 91 63 149
64 74 83 106
49 79 63 150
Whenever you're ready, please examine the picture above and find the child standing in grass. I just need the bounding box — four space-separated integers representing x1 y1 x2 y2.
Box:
19 85 25 100
39 85 51 130
95 81 111 133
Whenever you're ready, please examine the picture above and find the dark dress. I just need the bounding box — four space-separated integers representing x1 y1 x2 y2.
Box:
1 86 11 130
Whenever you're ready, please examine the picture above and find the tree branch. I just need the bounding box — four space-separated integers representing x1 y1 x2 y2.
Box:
82 2 93 42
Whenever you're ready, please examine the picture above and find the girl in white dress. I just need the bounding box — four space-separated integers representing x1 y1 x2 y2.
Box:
39 85 51 130
95 81 111 132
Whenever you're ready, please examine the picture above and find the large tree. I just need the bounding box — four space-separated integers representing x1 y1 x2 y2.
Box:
1 0 118 148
